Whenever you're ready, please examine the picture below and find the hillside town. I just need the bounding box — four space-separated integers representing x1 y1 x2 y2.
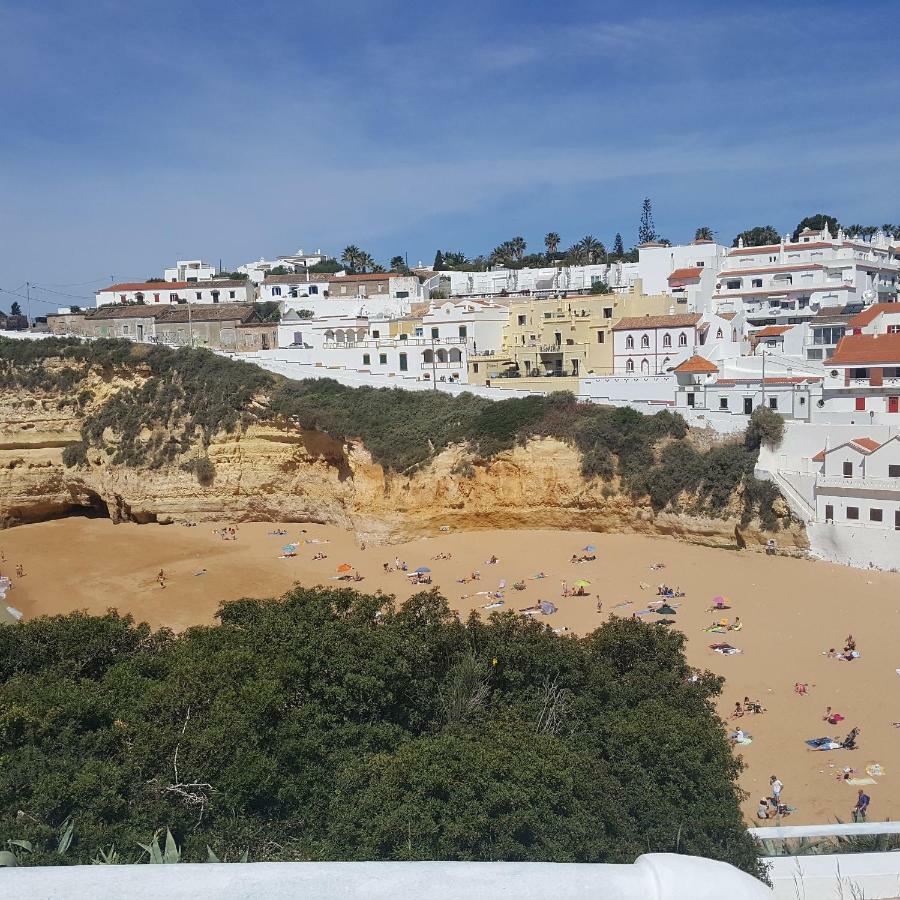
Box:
18 218 900 572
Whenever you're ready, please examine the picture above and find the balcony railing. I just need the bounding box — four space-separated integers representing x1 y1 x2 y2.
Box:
816 474 900 492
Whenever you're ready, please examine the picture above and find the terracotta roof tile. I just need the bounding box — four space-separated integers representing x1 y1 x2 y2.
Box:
668 267 703 282
673 355 718 374
814 437 882 461
752 325 794 338
847 303 900 328
830 333 900 365
612 313 701 331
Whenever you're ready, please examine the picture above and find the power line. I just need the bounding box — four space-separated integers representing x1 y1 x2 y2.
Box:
31 284 96 301
37 276 108 288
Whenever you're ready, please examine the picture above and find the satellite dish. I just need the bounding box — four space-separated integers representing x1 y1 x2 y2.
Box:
863 289 876 303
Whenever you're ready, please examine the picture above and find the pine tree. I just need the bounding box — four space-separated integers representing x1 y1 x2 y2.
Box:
612 233 625 258
638 198 657 245
433 250 445 271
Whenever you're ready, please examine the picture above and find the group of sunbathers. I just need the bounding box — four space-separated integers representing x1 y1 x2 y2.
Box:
732 697 765 718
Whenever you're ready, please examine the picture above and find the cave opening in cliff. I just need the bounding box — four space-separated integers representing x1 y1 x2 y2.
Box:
61 491 112 521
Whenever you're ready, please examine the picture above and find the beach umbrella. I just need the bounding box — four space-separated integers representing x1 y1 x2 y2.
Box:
574 579 591 588
281 543 297 554
713 595 726 604
539 600 557 615
583 545 597 553
337 563 353 574
415 566 431 574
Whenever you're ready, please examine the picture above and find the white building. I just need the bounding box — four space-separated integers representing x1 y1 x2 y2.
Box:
431 264 634 300
712 227 899 329
421 300 508 354
95 280 255 308
812 435 900 532
611 313 703 374
639 240 727 313
277 248 333 269
163 260 217 282
238 258 282 284
821 332 900 420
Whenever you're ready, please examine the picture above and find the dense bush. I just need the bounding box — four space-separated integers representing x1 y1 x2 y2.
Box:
181 456 215 486
0 591 762 876
61 441 88 468
746 405 784 450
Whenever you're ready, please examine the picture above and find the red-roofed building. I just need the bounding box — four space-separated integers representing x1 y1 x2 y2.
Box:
639 241 726 312
820 333 900 418
846 302 900 334
713 225 899 329
95 280 255 308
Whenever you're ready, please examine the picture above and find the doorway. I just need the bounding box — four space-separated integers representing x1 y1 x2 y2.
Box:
743 397 753 415
825 504 833 523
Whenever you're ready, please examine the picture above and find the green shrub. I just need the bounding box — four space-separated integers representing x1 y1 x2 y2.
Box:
0 591 762 876
61 442 87 468
181 456 215 486
746 405 784 450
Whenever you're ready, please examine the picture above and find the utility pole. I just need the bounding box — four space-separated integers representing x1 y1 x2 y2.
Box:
761 351 766 409
188 302 194 348
25 282 31 326
432 335 437 389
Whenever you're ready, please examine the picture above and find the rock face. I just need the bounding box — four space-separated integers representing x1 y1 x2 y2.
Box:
0 376 806 551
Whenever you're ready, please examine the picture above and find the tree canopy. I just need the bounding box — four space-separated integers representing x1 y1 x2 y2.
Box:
732 226 780 248
792 214 840 242
0 591 762 876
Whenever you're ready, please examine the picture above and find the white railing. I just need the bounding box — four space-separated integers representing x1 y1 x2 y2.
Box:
817 474 900 492
0 855 770 900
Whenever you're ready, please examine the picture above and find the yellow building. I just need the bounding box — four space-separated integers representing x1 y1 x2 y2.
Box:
467 282 673 385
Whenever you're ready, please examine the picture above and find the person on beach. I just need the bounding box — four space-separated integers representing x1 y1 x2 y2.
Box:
756 798 769 820
853 789 870 822
561 580 569 597
15 564 24 578
770 775 783 807
157 569 166 589
732 701 744 719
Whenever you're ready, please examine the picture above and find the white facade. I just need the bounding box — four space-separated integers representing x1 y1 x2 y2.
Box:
163 260 217 282
611 314 702 374
433 264 635 299
238 258 282 284
277 248 332 269
95 281 255 308
421 300 508 354
639 240 727 313
712 227 899 328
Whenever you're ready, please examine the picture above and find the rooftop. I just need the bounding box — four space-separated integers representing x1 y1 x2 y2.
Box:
830 332 900 365
812 436 882 462
612 313 701 331
846 302 900 328
672 355 718 374
668 267 703 282
752 325 795 339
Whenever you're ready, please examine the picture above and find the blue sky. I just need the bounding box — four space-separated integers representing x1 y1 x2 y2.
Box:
1 0 899 312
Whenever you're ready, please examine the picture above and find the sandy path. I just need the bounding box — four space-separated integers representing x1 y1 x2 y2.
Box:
2 517 899 826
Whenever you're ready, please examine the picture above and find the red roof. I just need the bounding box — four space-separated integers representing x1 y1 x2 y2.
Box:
813 437 881 462
673 355 718 374
99 282 194 293
830 333 900 365
715 376 821 386
753 325 794 338
847 303 900 328
668 267 703 282
612 313 701 331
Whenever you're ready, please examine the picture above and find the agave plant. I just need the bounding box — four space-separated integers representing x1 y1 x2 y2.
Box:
92 846 122 865
137 828 182 864
206 845 249 863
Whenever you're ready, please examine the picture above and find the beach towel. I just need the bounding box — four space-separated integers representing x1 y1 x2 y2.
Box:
866 764 885 777
634 609 652 616
806 737 841 751
657 618 676 626
703 626 727 634
613 601 633 609
482 600 504 610
736 736 753 745
656 604 676 616
539 601 557 615
847 777 877 786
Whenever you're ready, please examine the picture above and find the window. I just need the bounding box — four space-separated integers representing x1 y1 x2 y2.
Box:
307 286 318 295
846 507 859 520
362 353 371 365
211 291 219 304
473 363 479 373
825 504 833 522
371 330 380 338
798 297 810 309
870 508 883 522
459 326 467 339
889 465 900 478
768 397 778 410
751 279 763 288
716 328 723 339
154 293 160 302
843 461 853 477
855 397 866 411
678 332 688 347
640 334 650 348
799 396 806 405
726 279 741 289
807 348 823 360
196 292 202 300
720 397 729 410
596 331 605 343
625 335 634 349
272 287 282 296
768 255 777 263
169 294 178 302
603 307 613 319
396 291 409 299
122 325 129 334
229 291 235 299
696 261 704 267
431 327 439 339
662 333 672 348
399 352 408 371
625 359 634 373
120 294 126 302
517 315 526 325
379 353 387 365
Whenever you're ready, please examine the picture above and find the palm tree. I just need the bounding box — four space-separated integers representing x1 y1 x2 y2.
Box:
544 232 560 259
510 236 526 261
694 226 714 241
341 246 361 271
357 252 376 273
578 235 605 265
390 255 407 273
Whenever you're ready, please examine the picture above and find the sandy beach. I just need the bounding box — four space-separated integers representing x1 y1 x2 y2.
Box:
2 517 898 826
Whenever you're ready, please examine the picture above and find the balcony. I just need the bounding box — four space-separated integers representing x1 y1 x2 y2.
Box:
817 474 900 493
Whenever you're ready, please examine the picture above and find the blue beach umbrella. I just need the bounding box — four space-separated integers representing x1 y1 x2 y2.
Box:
583 545 597 553
415 566 431 574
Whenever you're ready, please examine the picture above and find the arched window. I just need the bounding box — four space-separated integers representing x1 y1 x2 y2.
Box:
625 335 634 349
357 329 367 341
436 348 448 363
678 332 688 346
662 333 672 348
640 359 649 374
449 347 462 363
662 356 671 369
335 329 346 342
625 358 634 373
716 328 723 339
325 330 335 341
423 348 434 363
272 287 282 296
641 334 650 349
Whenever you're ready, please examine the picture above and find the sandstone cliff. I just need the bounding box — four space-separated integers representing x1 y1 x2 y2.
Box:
0 372 806 551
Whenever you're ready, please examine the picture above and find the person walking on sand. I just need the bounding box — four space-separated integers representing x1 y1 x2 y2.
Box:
157 569 166 589
853 789 870 822
15 564 24 578
770 775 783 808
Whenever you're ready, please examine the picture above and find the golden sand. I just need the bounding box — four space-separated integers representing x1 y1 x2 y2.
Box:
3 518 899 826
